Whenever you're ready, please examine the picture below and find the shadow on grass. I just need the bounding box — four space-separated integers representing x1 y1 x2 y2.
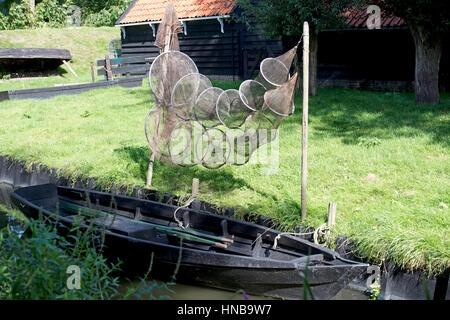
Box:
1 65 69 79
290 89 450 147
114 146 278 202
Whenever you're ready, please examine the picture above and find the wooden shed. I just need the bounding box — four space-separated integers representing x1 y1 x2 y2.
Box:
115 0 283 81
116 1 449 91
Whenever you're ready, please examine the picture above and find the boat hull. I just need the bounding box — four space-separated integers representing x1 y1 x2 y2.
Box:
10 184 368 300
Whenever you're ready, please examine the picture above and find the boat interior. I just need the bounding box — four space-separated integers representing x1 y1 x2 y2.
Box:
15 184 342 265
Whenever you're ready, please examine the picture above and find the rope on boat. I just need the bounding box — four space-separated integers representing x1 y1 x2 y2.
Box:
313 224 331 246
173 193 195 229
272 223 331 249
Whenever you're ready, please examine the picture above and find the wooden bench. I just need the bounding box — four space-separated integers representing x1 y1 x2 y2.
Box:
96 55 155 81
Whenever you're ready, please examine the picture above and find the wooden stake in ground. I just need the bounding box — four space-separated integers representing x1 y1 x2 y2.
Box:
328 202 336 227
301 22 309 221
90 62 95 83
146 110 160 187
105 55 113 81
192 178 199 197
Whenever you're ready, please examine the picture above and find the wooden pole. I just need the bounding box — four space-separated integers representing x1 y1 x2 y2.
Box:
105 55 113 81
146 154 155 187
146 17 173 187
62 60 79 78
192 178 199 197
90 62 95 83
146 110 160 187
328 202 336 226
301 22 309 221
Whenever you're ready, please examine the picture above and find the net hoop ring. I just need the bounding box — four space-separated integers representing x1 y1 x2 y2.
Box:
167 120 201 168
148 50 198 102
225 128 251 166
195 127 231 169
259 57 291 88
216 89 248 129
193 86 223 129
238 79 267 112
170 72 212 121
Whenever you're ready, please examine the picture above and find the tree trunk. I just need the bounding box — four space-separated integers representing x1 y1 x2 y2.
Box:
29 0 35 13
409 22 442 104
309 32 318 96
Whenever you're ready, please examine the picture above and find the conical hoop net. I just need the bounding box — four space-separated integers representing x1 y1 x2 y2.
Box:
146 44 300 169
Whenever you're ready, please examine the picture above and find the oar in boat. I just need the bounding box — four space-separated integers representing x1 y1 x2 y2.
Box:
60 201 232 248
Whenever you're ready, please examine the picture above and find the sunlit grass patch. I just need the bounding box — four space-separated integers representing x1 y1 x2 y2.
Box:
0 77 449 275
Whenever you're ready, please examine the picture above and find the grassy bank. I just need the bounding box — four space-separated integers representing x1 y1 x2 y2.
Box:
0 80 448 275
0 27 119 90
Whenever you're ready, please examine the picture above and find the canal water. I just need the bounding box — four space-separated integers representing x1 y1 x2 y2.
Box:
0 181 367 300
116 279 367 300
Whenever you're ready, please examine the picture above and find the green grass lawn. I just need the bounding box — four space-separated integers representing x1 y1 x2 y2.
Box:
0 79 448 276
0 27 119 90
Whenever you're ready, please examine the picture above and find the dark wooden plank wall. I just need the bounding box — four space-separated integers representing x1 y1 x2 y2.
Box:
121 20 283 80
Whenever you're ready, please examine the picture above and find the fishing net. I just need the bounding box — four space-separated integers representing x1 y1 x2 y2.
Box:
194 87 224 128
146 40 300 168
254 45 297 91
171 73 212 120
153 2 183 52
216 89 249 129
149 51 198 107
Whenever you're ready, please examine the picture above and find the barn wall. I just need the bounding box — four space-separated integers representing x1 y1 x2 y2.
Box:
121 20 449 91
318 28 415 82
317 28 449 92
120 19 283 80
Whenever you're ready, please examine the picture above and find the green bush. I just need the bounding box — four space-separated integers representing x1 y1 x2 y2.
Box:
7 0 34 29
35 0 67 28
70 0 131 15
0 12 9 30
0 0 133 29
83 4 129 27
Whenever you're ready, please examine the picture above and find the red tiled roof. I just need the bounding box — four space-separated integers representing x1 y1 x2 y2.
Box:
343 5 405 28
117 1 405 28
117 0 236 25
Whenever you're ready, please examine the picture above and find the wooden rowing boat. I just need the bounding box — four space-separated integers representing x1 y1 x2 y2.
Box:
11 183 368 300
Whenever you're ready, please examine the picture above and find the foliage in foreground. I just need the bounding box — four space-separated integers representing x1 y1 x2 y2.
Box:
0 206 179 300
0 211 122 299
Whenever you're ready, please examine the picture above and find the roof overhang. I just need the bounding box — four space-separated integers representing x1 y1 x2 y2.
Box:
116 14 231 27
116 15 231 36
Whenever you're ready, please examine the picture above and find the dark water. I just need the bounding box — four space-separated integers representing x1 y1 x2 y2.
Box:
117 280 367 300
